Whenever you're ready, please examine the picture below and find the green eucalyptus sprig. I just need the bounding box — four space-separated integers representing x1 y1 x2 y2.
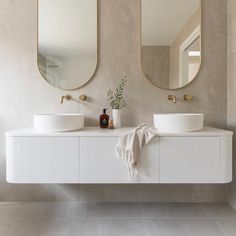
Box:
107 76 128 110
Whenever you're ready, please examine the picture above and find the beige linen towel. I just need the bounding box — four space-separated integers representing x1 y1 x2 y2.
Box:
116 124 156 181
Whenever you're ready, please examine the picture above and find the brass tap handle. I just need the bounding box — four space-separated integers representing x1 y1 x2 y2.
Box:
79 95 87 101
168 95 177 103
60 95 72 104
184 94 193 101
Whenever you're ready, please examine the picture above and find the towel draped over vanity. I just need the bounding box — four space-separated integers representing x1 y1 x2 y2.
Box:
116 124 156 181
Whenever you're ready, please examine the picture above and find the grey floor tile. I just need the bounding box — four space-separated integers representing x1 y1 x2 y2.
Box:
0 202 142 219
99 219 146 236
65 203 142 218
0 203 19 206
0 202 235 235
204 203 236 218
141 203 209 218
3 218 146 236
0 202 69 219
0 217 13 236
145 219 225 236
215 219 236 236
3 218 102 236
3 218 72 236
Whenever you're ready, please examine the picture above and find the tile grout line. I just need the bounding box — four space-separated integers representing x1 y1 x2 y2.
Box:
201 203 213 218
0 218 14 236
201 203 235 235
141 217 149 236
212 218 228 236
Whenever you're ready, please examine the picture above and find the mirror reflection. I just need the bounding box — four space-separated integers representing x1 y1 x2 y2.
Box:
38 0 97 90
141 0 201 90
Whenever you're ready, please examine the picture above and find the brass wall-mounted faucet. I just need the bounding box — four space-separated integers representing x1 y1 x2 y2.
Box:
60 94 87 104
184 94 193 101
168 95 177 103
60 95 72 104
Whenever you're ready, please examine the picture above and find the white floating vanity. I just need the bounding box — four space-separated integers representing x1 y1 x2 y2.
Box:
6 127 232 184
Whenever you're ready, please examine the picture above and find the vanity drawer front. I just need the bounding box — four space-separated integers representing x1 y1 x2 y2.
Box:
6 137 79 183
79 137 128 183
79 137 160 183
160 137 221 183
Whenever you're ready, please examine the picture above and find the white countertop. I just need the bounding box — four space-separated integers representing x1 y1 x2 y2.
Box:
6 127 233 137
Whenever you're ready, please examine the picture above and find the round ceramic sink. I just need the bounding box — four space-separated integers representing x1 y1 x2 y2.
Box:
153 113 204 132
33 113 84 132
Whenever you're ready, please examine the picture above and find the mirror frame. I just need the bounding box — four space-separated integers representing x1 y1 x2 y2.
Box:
140 0 202 90
36 0 98 91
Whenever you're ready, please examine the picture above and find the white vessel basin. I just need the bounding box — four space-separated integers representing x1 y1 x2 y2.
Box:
153 113 204 132
33 113 84 132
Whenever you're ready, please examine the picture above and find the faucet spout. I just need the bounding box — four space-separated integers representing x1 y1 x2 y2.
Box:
168 95 177 103
60 95 72 104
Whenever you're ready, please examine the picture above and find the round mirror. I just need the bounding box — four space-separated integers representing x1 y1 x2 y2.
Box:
141 0 201 90
37 0 97 90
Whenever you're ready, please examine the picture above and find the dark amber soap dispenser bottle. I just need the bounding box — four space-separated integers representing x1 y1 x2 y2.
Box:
100 109 109 128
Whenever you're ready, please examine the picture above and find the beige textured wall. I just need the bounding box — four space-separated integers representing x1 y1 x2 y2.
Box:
0 0 227 202
227 0 236 208
169 7 201 88
141 46 169 88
